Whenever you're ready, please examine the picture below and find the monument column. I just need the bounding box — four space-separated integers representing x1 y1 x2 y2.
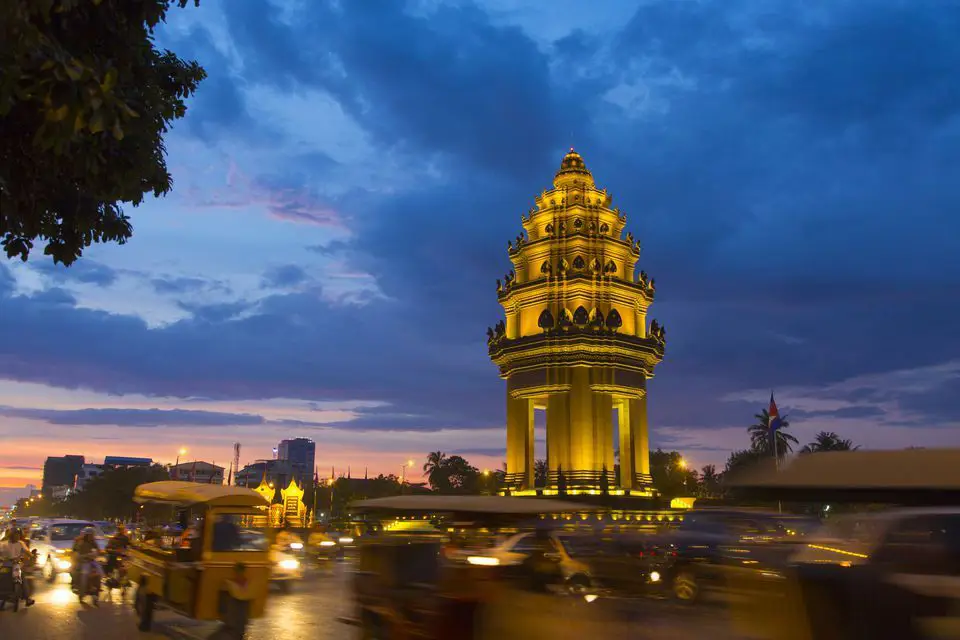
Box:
505 393 534 489
545 392 571 483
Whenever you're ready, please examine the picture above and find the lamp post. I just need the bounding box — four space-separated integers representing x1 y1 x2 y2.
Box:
401 459 414 484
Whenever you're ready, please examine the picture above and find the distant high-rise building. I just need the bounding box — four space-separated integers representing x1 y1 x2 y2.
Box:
277 438 315 485
41 455 84 493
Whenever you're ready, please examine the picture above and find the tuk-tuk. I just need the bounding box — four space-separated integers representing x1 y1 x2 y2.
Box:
126 481 272 635
343 495 604 639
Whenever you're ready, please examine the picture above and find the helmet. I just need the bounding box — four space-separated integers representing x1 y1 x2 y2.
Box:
83 526 96 535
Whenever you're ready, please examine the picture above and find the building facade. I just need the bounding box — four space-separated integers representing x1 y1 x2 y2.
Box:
488 149 666 495
169 461 225 484
76 464 103 490
234 459 295 489
102 456 153 468
41 455 85 493
277 438 315 484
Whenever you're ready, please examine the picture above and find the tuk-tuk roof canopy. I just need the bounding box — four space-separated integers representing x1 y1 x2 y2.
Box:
134 481 269 508
727 448 960 503
351 495 600 514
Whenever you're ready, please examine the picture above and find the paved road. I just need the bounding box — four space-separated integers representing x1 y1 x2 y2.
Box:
0 564 771 639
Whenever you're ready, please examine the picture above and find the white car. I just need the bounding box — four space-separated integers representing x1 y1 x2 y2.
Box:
466 532 594 590
29 519 100 582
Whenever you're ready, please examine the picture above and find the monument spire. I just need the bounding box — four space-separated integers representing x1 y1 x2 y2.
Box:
488 148 665 496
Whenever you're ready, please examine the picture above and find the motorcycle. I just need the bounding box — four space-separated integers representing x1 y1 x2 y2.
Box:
0 559 24 612
103 551 130 598
70 552 103 605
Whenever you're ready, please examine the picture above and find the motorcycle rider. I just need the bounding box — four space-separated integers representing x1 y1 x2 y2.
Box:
71 526 103 601
274 521 302 549
0 529 35 606
104 524 130 579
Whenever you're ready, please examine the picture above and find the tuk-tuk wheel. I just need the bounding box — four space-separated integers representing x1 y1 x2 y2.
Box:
135 584 155 631
361 614 387 640
278 580 292 594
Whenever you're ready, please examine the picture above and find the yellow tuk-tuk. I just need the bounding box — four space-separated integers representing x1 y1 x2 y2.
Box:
127 481 272 634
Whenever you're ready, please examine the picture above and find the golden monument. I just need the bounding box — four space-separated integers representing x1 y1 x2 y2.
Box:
488 149 665 496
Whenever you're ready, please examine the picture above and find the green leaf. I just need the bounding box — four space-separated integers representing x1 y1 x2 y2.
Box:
111 119 124 140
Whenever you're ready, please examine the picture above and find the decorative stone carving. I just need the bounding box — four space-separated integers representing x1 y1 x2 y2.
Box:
573 306 589 325
572 255 585 270
591 258 602 273
574 218 583 229
545 223 554 234
541 261 552 275
599 223 609 234
603 260 617 274
538 309 555 330
558 309 572 328
590 309 605 329
606 308 623 330
496 278 502 292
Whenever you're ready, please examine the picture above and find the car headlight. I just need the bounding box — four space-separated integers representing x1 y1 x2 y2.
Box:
279 558 299 570
319 540 336 547
649 571 661 583
57 560 72 571
289 542 303 550
55 549 66 554
339 537 354 544
467 556 500 566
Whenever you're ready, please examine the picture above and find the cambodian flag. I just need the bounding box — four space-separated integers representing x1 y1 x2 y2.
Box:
768 393 782 454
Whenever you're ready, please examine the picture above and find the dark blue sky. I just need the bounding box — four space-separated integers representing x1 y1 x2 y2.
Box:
2 0 959 496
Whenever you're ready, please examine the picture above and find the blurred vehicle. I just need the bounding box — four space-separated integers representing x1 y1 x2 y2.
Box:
790 508 960 640
0 558 24 612
29 519 101 582
342 495 603 639
561 534 673 597
126 482 273 636
467 531 596 593
270 548 303 592
94 521 117 537
659 509 796 604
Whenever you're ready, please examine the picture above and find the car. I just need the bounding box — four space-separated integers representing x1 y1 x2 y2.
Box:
465 531 595 593
790 507 960 639
560 533 673 597
659 509 798 604
29 519 101 582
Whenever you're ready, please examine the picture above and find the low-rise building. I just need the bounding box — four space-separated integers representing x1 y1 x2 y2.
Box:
234 459 295 489
76 464 103 490
103 456 153 469
170 461 225 484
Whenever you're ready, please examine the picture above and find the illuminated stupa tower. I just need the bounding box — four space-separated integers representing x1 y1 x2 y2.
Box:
488 149 666 495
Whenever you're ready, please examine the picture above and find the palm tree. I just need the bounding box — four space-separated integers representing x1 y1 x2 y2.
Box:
422 451 447 477
748 408 798 458
534 459 548 487
800 431 857 453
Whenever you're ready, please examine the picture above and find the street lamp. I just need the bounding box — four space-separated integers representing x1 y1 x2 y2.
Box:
401 459 414 484
175 447 188 469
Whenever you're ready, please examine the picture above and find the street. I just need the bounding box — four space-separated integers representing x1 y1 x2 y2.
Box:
0 564 769 639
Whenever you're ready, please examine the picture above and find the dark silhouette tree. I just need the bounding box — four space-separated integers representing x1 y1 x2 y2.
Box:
534 458 548 487
800 431 858 453
599 466 609 495
422 451 448 491
556 465 567 496
1 0 206 264
699 464 722 498
749 408 798 458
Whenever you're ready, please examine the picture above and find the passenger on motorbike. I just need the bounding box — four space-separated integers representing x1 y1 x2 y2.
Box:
0 529 35 606
104 524 131 577
274 522 303 551
71 527 103 601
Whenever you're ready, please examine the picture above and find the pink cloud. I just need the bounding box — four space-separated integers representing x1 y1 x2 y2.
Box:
179 158 348 229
